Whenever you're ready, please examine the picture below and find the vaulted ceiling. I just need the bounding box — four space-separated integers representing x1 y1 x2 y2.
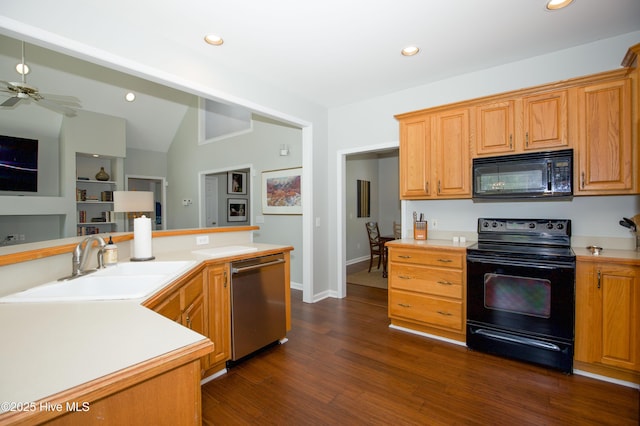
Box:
1 0 639 152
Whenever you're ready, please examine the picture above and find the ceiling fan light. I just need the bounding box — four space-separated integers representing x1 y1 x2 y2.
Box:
546 0 574 10
125 92 136 102
15 63 29 75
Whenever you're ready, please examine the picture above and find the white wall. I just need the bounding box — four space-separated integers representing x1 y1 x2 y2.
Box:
167 113 304 284
2 15 638 301
328 32 640 293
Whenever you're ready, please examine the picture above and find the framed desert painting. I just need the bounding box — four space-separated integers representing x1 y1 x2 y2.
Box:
261 167 302 214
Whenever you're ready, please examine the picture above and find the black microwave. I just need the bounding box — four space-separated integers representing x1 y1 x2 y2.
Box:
472 149 573 200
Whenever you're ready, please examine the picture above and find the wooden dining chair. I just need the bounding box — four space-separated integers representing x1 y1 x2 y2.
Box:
365 222 384 272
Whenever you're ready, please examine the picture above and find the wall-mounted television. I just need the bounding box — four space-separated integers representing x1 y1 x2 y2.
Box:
0 135 38 192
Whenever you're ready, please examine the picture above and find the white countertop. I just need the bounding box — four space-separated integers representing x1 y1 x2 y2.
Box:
0 301 205 409
0 242 292 414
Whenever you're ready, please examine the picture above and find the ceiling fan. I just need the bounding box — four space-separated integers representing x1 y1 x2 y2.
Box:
0 41 80 117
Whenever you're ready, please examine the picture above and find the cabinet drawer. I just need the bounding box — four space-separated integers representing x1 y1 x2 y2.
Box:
389 248 463 268
390 264 462 299
389 290 463 331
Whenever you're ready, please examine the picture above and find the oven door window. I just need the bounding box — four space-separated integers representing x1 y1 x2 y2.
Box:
484 273 551 318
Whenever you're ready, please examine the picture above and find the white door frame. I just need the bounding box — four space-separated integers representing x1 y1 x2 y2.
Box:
336 141 400 299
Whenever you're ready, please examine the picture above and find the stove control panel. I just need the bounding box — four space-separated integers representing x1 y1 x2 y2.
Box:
478 218 571 237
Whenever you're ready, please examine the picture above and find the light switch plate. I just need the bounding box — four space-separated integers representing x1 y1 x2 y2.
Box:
196 235 209 245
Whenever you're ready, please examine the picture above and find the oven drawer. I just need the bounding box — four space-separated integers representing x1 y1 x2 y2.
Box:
389 290 463 331
389 248 463 268
389 264 463 299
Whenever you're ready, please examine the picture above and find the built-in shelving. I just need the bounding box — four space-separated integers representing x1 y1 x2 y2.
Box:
76 179 116 235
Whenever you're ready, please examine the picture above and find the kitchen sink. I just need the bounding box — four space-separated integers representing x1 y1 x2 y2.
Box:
0 260 196 303
92 260 195 277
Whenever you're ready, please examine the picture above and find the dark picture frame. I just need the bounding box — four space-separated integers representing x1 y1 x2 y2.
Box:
357 179 370 217
228 171 247 194
227 198 248 222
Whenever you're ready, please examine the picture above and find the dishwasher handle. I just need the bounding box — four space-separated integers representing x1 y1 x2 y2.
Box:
232 258 285 274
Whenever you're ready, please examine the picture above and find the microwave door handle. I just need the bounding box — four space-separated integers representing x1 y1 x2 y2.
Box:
547 161 552 191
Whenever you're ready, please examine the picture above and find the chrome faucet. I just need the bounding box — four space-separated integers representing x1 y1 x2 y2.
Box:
71 235 106 277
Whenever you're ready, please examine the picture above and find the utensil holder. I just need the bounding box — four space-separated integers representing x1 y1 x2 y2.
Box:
413 221 427 240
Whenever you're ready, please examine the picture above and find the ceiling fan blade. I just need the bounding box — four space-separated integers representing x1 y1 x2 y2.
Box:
0 80 17 88
35 97 77 117
1 97 21 107
38 93 82 107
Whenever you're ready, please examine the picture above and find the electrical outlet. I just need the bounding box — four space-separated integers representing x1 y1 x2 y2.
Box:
431 219 438 229
196 235 209 245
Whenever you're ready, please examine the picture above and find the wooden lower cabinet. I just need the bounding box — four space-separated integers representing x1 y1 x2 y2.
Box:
146 265 216 376
388 245 466 342
204 263 231 374
575 259 640 384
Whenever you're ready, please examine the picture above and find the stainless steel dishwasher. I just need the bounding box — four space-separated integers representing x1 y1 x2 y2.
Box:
229 253 286 362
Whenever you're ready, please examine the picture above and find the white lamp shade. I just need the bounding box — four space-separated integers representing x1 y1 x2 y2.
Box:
113 191 154 213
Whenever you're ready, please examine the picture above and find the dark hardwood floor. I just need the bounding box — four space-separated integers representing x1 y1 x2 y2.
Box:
201 285 639 425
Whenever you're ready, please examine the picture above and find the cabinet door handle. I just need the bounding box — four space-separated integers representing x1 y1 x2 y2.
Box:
398 275 411 280
398 303 411 308
581 172 585 189
597 270 601 289
437 280 452 285
398 255 412 259
525 132 529 147
509 134 513 149
437 259 453 263
186 316 192 328
437 311 452 316
425 181 429 192
224 271 228 288
437 180 441 194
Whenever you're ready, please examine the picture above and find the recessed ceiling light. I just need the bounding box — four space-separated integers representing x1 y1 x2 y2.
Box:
204 34 224 46
401 46 420 57
15 63 29 75
125 92 136 102
546 0 574 10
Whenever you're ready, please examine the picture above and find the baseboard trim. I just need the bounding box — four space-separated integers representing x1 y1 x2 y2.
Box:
389 324 467 347
573 369 640 389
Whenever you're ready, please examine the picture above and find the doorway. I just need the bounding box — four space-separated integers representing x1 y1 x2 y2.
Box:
199 165 252 228
337 142 401 299
125 175 166 231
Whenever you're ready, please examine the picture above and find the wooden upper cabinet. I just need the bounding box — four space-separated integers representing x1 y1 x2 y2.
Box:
398 109 471 200
474 90 568 156
399 114 431 199
474 100 515 155
522 90 569 151
575 78 633 194
434 108 471 197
